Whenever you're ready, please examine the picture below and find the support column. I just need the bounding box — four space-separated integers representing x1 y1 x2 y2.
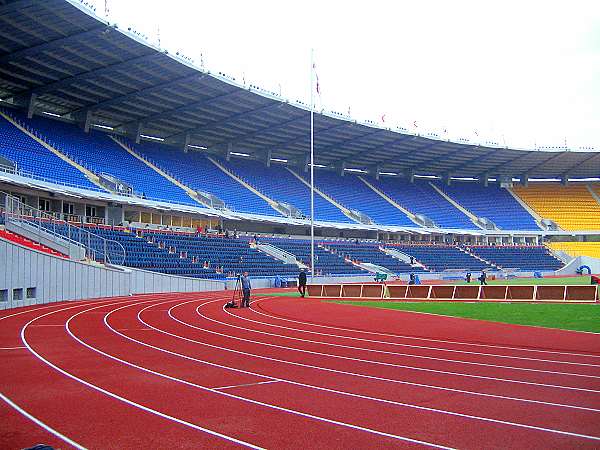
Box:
27 93 37 119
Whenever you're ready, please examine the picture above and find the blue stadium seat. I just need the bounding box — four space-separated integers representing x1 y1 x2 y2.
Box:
371 177 478 229
438 181 540 231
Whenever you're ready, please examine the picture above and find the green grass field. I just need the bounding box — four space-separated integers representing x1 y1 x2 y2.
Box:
262 276 599 332
332 301 600 333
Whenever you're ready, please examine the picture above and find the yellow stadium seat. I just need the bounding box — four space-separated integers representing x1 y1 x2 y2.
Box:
548 242 600 259
512 183 600 231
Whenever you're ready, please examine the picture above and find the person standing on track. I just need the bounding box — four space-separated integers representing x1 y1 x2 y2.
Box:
241 271 252 307
298 269 307 297
478 271 488 285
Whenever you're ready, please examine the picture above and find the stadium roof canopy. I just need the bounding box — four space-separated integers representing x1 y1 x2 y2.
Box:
1 0 599 180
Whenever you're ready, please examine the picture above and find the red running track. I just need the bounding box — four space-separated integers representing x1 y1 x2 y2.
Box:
1 293 600 449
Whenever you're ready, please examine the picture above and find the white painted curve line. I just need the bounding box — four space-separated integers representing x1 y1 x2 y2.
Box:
0 391 87 450
0 299 131 450
213 302 600 379
213 380 281 390
240 299 600 369
21 300 265 450
129 299 600 441
77 299 455 450
0 346 26 350
174 300 600 396
252 297 600 360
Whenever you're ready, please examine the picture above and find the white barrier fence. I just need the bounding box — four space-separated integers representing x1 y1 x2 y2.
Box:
307 283 599 302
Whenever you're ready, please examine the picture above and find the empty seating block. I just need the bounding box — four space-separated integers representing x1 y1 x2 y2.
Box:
372 177 477 229
221 158 353 223
548 242 600 259
392 244 490 272
326 242 420 274
265 238 367 275
9 110 195 205
468 245 563 271
300 171 414 226
0 112 100 190
440 181 540 231
127 141 282 216
513 183 600 231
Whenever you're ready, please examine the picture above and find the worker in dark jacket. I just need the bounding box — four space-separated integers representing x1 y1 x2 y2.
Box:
241 271 251 307
298 269 308 297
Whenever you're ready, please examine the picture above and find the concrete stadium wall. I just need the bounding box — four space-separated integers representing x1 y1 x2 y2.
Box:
0 238 225 310
555 256 600 275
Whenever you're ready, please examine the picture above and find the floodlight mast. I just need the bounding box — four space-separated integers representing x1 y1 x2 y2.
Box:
310 49 315 280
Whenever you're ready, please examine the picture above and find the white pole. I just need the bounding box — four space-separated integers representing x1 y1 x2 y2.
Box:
310 48 315 279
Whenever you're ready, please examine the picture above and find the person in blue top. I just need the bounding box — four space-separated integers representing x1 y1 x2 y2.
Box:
240 271 251 307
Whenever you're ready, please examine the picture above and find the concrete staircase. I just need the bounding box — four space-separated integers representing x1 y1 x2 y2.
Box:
111 137 214 208
358 176 424 227
208 156 290 217
428 182 488 230
255 242 307 268
287 168 368 224
459 246 498 269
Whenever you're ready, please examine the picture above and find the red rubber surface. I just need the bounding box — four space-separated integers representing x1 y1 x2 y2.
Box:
1 293 599 449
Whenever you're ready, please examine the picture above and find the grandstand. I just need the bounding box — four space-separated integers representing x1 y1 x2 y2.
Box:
512 183 600 231
548 241 600 259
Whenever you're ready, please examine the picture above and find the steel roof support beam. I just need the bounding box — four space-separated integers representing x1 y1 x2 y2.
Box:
476 152 532 177
261 122 350 155
560 153 600 175
313 129 385 156
212 114 308 146
400 141 445 171
520 151 567 175
440 146 494 173
123 89 242 129
170 101 283 139
69 73 205 116
0 0 40 14
0 26 108 64
8 53 161 99
364 135 420 165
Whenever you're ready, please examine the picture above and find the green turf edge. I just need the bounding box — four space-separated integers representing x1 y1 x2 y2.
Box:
331 301 600 333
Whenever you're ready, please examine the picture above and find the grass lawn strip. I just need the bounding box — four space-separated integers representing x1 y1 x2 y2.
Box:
332 301 600 333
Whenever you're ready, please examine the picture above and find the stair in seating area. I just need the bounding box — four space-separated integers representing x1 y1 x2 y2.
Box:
0 110 107 192
0 228 68 258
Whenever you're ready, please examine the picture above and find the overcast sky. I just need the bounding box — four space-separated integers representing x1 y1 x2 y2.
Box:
92 0 600 150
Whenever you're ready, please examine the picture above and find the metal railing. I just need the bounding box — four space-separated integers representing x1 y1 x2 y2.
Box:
2 192 126 265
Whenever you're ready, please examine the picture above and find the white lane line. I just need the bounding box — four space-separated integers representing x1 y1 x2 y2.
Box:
251 297 600 360
126 299 600 441
0 391 87 450
0 298 135 450
30 324 65 327
211 302 600 379
22 301 265 450
240 300 600 369
0 346 26 350
75 300 453 449
186 302 600 407
116 328 153 331
174 301 600 396
213 380 280 390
